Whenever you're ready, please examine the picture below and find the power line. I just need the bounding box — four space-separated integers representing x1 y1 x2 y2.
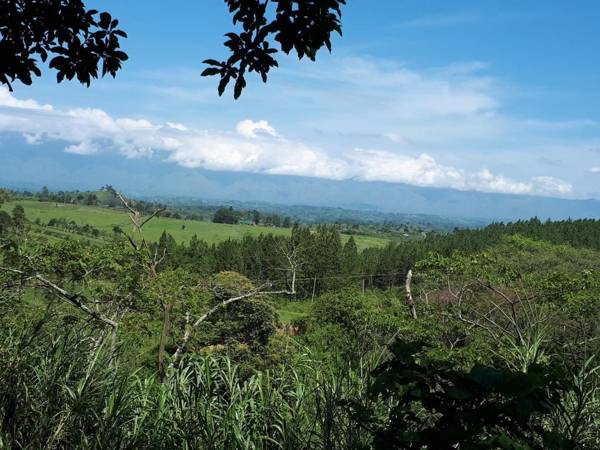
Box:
249 270 408 285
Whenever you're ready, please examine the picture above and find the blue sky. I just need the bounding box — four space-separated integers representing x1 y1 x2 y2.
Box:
1 0 599 198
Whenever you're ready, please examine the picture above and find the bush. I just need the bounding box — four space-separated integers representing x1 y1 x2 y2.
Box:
366 340 573 450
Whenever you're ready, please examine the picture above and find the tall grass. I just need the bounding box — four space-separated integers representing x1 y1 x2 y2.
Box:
0 325 375 450
551 355 600 448
2 321 596 449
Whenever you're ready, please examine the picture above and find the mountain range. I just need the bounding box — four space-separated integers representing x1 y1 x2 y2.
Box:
1 136 599 222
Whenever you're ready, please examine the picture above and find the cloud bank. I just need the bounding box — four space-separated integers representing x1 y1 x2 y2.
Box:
0 87 573 197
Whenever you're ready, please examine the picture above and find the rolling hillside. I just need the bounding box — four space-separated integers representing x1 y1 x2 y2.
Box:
1 200 390 250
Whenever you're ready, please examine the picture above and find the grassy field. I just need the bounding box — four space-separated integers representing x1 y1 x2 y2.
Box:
2 200 390 251
273 299 312 324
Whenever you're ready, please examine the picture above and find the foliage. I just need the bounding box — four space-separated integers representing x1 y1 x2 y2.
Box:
203 0 346 98
0 325 374 450
1 0 350 97
0 188 9 206
367 340 573 450
551 355 600 448
213 206 242 224
0 0 127 91
200 271 279 349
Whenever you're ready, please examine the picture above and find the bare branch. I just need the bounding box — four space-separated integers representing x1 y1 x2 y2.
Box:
0 266 117 328
114 190 137 216
171 282 275 364
139 208 166 229
114 189 163 251
170 238 302 365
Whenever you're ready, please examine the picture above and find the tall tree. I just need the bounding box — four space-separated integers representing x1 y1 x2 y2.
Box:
11 204 26 231
0 188 9 206
341 236 360 278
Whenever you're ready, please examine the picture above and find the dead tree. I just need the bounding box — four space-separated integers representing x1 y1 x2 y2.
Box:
112 189 180 374
113 189 165 276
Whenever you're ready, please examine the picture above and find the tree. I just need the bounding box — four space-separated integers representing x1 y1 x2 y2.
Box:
2 1 345 98
11 204 25 231
341 236 360 277
156 230 178 268
0 211 11 234
271 214 282 228
205 271 278 348
252 209 261 225
0 0 128 91
213 207 240 224
312 225 342 292
171 246 301 363
85 193 97 205
0 188 9 206
282 216 292 228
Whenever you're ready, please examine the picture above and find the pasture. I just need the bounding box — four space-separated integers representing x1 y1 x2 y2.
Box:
2 200 390 250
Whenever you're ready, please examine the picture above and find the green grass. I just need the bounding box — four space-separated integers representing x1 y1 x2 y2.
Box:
2 200 390 250
274 299 312 324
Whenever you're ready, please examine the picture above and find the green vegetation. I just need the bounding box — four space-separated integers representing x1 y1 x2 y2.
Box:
1 190 600 449
0 199 388 251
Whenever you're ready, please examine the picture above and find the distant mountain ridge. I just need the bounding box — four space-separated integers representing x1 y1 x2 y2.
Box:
1 136 599 222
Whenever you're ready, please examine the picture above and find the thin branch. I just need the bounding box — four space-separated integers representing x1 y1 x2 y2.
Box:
140 208 166 229
114 189 163 250
114 190 137 216
171 279 297 365
0 266 117 328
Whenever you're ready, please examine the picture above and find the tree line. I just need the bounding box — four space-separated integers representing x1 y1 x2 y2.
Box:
150 216 600 298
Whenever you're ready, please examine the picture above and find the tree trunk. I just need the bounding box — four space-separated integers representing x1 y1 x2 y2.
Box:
405 269 417 320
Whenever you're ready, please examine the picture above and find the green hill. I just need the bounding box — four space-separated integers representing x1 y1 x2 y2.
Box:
1 200 389 250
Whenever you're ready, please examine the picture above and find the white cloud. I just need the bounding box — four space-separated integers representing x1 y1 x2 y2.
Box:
236 119 278 138
591 167 600 173
0 88 53 111
473 169 532 195
347 151 572 196
264 56 599 175
349 150 464 187
65 141 99 155
384 133 410 146
531 176 573 195
166 122 187 131
0 87 575 197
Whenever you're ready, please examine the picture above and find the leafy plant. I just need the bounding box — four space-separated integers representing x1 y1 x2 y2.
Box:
366 340 573 450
